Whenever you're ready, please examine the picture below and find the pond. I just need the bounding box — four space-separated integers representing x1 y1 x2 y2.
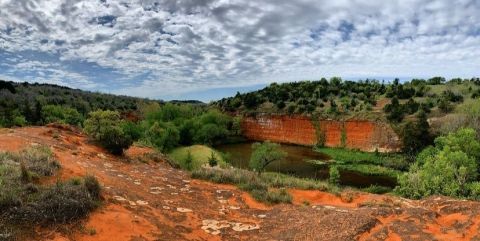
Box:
215 142 397 188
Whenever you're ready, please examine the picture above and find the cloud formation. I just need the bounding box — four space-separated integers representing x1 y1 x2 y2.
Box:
0 0 479 99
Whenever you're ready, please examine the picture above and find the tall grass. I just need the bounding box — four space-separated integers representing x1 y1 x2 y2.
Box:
192 167 338 204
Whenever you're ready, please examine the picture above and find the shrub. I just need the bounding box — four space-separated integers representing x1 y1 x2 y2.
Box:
84 110 133 155
329 166 340 185
208 151 218 167
9 179 100 224
145 122 180 152
16 145 60 177
42 105 84 126
84 175 101 199
184 151 193 171
395 128 480 199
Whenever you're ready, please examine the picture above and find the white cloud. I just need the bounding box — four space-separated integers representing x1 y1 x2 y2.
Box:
0 0 479 98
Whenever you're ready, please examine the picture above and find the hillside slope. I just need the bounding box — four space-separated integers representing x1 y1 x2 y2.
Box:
0 126 479 240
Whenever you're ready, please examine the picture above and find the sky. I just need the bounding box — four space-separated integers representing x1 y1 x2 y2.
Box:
0 0 479 102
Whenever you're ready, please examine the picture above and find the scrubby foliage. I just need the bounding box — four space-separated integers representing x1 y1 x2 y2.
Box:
141 103 241 151
0 80 156 127
84 110 135 155
214 77 478 121
0 147 101 239
192 167 336 204
396 128 480 199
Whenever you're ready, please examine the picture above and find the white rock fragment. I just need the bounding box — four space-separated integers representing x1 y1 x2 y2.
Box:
113 196 127 202
136 200 148 206
231 223 260 232
176 207 193 213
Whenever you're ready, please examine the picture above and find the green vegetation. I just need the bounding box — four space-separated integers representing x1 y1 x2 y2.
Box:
314 147 407 169
336 164 402 178
249 141 287 174
0 146 101 238
192 167 336 204
395 128 480 199
0 80 156 128
84 110 135 155
329 166 340 185
314 146 406 178
215 77 480 119
168 145 227 170
140 103 240 151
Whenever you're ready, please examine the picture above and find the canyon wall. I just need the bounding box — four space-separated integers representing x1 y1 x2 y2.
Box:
241 115 402 152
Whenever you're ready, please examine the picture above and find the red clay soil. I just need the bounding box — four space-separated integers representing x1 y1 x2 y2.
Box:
241 115 402 152
0 126 479 241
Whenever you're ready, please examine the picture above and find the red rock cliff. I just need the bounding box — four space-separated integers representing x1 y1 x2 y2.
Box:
241 115 401 152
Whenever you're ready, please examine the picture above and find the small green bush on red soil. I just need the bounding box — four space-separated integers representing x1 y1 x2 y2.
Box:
0 147 102 239
84 110 133 155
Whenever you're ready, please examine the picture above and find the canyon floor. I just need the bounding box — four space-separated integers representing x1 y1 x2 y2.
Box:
0 126 480 241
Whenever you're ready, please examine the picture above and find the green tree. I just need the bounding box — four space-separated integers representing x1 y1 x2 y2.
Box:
84 110 133 155
145 122 180 152
401 111 432 160
249 141 287 174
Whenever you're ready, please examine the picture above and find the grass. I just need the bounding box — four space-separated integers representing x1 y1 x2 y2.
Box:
191 167 338 204
168 145 228 170
0 146 102 239
335 164 402 178
314 146 409 171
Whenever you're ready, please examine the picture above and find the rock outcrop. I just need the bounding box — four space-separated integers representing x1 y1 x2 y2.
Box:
241 115 401 152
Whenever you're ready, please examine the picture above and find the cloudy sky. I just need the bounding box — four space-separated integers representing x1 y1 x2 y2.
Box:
0 0 479 101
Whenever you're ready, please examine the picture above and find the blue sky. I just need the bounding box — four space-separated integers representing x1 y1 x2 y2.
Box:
0 0 479 102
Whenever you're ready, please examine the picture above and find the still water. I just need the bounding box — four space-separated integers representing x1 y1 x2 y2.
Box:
215 142 396 188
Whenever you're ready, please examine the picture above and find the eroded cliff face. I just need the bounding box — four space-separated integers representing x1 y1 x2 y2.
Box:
241 115 401 152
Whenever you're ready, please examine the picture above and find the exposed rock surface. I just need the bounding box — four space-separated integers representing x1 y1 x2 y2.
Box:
0 126 478 241
241 115 402 152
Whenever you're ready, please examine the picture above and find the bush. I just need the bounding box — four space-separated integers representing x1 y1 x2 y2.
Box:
15 145 60 177
329 166 340 185
145 122 180 151
208 151 218 167
0 148 101 237
84 110 133 155
8 179 101 224
395 128 480 199
184 151 193 171
42 105 84 126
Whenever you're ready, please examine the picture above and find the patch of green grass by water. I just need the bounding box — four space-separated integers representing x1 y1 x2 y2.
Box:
168 145 228 170
314 147 409 171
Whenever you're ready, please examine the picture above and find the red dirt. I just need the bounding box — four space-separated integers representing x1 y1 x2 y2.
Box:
1 126 479 241
241 115 402 152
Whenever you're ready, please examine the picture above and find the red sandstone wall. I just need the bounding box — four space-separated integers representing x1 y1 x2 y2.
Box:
241 115 401 152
